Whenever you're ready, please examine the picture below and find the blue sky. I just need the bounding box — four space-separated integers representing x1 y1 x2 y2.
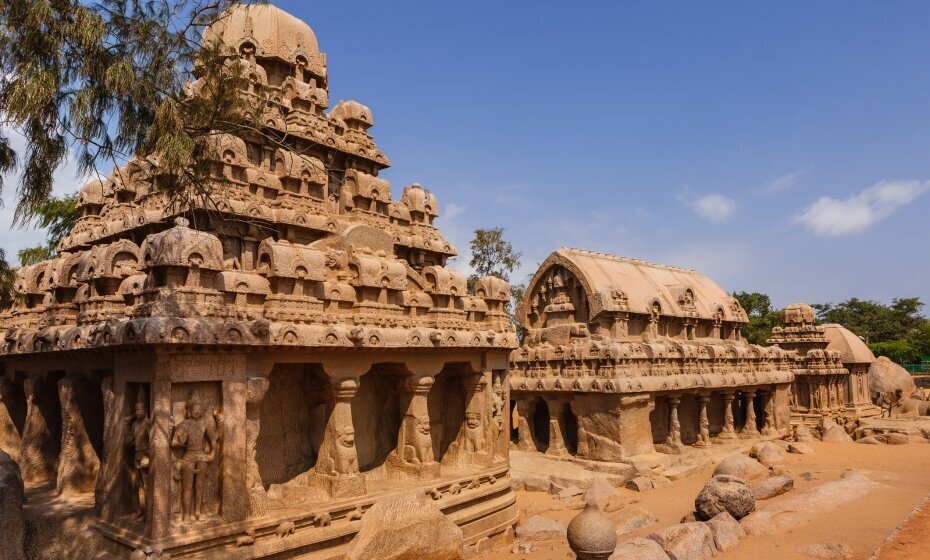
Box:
3 1 929 311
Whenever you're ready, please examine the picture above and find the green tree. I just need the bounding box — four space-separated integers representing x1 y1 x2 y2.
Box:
468 227 521 283
732 291 780 345
814 297 930 363
0 249 15 307
17 193 80 265
0 0 262 223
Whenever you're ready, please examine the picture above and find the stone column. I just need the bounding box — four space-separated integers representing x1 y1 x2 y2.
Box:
312 376 365 497
695 396 711 447
56 375 100 495
515 399 535 452
545 397 569 457
741 391 759 437
95 377 123 521
0 377 23 464
146 371 172 540
20 375 59 484
461 373 491 465
245 376 270 516
665 397 682 448
394 374 440 479
718 393 738 441
761 391 777 436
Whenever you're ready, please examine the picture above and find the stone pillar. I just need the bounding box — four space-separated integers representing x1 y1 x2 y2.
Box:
741 391 759 437
393 374 440 479
221 375 249 524
719 393 738 441
545 397 569 457
245 376 270 517
95 377 123 520
312 376 365 498
695 396 711 447
515 399 535 452
56 375 100 495
665 397 682 448
761 391 777 436
146 371 172 540
20 375 59 484
461 373 491 465
0 377 23 464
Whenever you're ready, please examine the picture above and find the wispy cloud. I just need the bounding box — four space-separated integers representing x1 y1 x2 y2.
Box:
794 180 929 236
759 168 806 195
443 202 465 219
678 188 736 223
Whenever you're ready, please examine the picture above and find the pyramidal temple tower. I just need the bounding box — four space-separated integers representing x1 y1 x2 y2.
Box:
0 5 517 558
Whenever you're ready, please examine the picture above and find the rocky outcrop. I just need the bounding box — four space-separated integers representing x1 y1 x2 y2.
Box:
611 537 671 560
750 475 794 500
695 475 755 520
712 454 768 481
870 356 916 395
344 493 463 560
0 451 24 560
704 511 745 552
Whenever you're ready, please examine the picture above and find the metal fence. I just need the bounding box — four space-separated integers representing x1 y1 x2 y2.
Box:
903 362 930 374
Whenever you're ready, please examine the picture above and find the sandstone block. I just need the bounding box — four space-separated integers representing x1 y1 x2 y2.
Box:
788 442 814 454
712 453 768 481
695 474 755 520
584 477 620 505
750 442 786 466
648 523 717 560
610 537 671 560
704 511 745 552
615 505 658 535
821 425 853 444
345 492 463 560
800 542 854 559
750 475 795 500
515 515 568 541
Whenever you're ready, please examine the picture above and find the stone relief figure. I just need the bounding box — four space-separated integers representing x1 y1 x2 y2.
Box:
490 375 505 458
170 390 221 521
125 392 152 520
402 414 433 465
462 411 485 453
323 424 359 475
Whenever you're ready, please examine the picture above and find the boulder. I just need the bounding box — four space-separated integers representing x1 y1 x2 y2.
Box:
712 454 768 481
345 492 463 560
695 475 755 520
794 423 816 442
648 523 717 560
557 485 584 501
750 442 786 466
584 477 620 505
615 506 658 534
626 475 671 492
870 356 916 395
750 475 794 500
788 442 814 455
856 436 883 445
800 542 854 559
821 425 853 444
880 432 910 445
0 451 24 560
515 515 568 541
704 511 745 552
610 537 671 560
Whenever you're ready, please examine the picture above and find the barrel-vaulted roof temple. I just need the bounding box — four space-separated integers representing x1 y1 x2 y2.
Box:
0 4 517 558
0 4 885 560
508 249 879 466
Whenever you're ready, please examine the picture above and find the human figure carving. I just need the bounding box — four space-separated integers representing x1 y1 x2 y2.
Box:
326 424 359 475
125 391 152 520
170 390 220 521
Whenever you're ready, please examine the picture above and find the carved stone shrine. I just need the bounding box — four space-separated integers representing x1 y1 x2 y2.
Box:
0 5 517 558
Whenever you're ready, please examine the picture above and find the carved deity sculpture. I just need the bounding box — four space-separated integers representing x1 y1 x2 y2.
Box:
403 414 433 465
170 390 220 521
462 411 485 453
490 375 505 458
125 392 152 520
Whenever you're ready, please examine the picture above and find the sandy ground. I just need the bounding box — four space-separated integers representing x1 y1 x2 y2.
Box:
479 441 930 560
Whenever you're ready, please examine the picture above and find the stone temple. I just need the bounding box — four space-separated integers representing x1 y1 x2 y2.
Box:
0 5 517 558
508 248 796 465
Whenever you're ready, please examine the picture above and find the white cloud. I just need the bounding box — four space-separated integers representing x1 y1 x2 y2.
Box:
759 168 805 195
443 203 465 219
794 180 929 236
681 192 736 223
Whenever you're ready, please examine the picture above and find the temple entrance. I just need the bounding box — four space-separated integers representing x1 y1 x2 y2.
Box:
531 397 550 452
427 365 466 465
562 403 579 455
509 400 519 444
256 364 326 486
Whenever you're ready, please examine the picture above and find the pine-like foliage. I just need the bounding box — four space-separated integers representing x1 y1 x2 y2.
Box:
0 0 265 224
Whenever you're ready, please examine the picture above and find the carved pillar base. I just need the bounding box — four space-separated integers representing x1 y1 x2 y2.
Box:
312 376 366 498
545 399 570 457
515 400 535 452
740 391 760 437
664 397 683 451
388 375 440 481
717 392 738 441
694 396 711 447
